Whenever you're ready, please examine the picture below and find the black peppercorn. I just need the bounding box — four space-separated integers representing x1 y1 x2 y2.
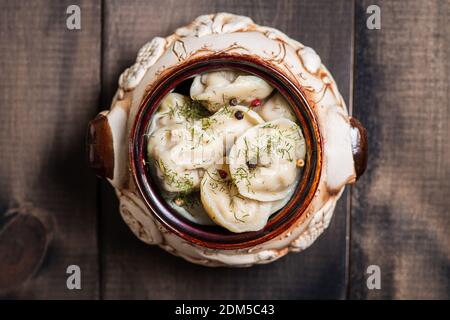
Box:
234 111 244 120
229 98 238 106
246 161 257 169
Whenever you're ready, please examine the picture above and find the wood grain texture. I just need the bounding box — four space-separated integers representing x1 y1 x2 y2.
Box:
351 0 450 299
100 0 353 299
1 0 447 300
0 0 101 298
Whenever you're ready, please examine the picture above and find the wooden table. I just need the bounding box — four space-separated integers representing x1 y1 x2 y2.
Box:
0 0 448 299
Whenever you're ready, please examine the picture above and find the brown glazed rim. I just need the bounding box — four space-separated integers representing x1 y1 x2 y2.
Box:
130 53 323 250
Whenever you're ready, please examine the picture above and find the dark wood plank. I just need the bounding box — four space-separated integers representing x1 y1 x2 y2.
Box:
351 0 450 299
101 0 354 299
0 0 101 298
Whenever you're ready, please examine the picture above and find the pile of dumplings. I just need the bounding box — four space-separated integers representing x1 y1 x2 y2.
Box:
147 70 306 233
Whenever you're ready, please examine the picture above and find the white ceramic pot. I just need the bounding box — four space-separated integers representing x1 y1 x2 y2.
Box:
87 13 367 267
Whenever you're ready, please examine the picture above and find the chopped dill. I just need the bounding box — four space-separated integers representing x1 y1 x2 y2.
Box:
201 117 218 130
266 136 272 155
232 165 255 193
262 122 277 129
161 99 211 122
156 159 194 192
214 104 234 117
243 137 250 160
179 100 211 120
205 169 232 194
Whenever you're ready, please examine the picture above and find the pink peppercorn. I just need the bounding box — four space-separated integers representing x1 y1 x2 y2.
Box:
250 99 261 107
217 169 228 179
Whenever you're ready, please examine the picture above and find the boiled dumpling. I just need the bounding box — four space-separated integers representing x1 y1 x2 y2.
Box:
154 93 190 126
200 164 274 233
269 179 300 213
203 105 264 154
152 152 202 193
148 123 223 192
190 70 273 112
152 92 210 128
253 92 296 122
149 123 223 170
228 119 306 201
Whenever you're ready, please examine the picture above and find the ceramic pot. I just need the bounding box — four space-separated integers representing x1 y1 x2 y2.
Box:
87 13 367 267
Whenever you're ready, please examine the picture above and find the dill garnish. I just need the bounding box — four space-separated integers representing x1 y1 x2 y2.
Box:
179 100 211 120
266 136 272 155
243 137 250 160
262 122 277 129
214 102 234 117
200 117 218 130
156 159 194 192
205 169 232 194
232 165 255 193
161 99 211 122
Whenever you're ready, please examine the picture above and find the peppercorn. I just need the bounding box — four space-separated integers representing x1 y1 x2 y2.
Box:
234 110 244 120
218 169 228 179
229 98 238 106
250 99 261 107
246 161 257 169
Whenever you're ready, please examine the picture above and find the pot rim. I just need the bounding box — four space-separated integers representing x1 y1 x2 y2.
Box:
130 53 323 250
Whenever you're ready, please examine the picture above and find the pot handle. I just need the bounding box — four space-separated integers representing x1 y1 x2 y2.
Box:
349 117 368 180
86 111 114 179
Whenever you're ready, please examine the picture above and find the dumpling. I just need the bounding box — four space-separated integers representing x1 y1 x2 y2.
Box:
269 178 300 213
149 123 223 170
151 152 202 193
253 92 296 122
147 123 223 192
190 70 273 112
203 105 264 154
228 119 306 201
154 93 190 126
152 92 210 127
200 164 274 233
